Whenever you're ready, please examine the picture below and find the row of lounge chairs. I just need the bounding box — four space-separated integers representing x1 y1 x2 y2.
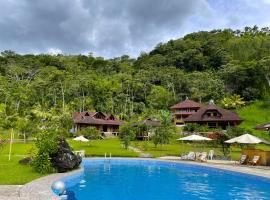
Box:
180 151 261 166
237 155 260 166
180 151 212 162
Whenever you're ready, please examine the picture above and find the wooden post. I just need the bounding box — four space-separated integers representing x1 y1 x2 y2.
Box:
8 128 14 161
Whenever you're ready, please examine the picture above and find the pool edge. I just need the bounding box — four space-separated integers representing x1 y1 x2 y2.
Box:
19 157 270 200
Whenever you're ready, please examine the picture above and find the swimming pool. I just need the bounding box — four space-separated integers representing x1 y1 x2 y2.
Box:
56 159 270 200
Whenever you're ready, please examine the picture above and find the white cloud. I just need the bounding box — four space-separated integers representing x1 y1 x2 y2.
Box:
47 48 63 55
0 0 269 58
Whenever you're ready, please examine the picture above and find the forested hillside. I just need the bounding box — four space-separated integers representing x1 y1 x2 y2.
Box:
0 26 269 134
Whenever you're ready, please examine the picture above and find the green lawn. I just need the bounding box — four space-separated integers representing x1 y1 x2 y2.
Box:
0 138 138 184
131 139 270 160
131 140 234 157
237 101 270 139
0 142 42 185
0 137 269 185
68 138 139 157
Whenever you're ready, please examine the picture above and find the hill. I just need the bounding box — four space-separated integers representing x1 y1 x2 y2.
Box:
237 101 270 139
0 26 269 133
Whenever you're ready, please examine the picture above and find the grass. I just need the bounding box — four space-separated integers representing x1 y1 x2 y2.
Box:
68 138 139 157
1 100 270 185
131 136 270 160
0 138 138 184
237 100 270 139
0 142 42 185
131 140 234 157
0 136 269 185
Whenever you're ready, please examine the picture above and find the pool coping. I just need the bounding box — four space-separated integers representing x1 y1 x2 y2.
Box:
4 157 270 200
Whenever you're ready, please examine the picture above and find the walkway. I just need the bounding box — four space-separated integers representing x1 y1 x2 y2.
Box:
128 146 152 158
158 156 270 178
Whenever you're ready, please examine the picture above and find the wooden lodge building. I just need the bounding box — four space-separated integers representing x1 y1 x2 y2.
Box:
72 111 123 136
171 100 242 129
170 99 203 125
134 118 160 140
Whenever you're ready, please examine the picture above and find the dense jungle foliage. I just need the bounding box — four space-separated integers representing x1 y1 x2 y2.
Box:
0 26 269 135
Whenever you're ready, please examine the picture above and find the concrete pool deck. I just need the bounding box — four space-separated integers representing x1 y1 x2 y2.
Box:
1 157 270 200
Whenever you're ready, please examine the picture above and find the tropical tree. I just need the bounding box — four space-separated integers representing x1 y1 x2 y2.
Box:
152 110 175 147
220 94 245 109
119 123 136 149
77 127 100 139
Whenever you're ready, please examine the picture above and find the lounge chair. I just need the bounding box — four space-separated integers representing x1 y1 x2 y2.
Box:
180 152 195 161
248 155 260 166
235 154 247 165
195 152 201 160
199 152 207 162
208 150 214 160
187 152 196 161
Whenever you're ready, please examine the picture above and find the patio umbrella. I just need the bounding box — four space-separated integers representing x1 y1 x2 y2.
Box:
177 134 212 141
73 136 89 142
225 133 270 145
177 134 212 152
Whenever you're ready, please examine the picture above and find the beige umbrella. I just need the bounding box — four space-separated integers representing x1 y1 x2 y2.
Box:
177 134 212 141
177 134 212 152
73 136 89 142
225 133 270 145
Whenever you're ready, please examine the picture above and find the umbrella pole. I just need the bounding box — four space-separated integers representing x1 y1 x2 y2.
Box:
230 146 232 161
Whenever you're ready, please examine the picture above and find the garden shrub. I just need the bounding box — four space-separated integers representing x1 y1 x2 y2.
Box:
119 123 136 149
77 127 100 139
31 131 59 174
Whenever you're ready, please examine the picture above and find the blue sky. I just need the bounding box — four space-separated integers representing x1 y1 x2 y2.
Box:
0 0 269 58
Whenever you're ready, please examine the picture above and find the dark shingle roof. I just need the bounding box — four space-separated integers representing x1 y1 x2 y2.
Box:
170 99 203 109
184 103 242 123
73 111 123 126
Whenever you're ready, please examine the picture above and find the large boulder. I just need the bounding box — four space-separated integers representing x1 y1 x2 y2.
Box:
50 137 82 173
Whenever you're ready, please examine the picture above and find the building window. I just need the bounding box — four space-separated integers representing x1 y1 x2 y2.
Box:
208 122 216 128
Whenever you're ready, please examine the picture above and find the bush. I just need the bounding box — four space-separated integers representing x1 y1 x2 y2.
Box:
183 123 220 132
152 126 173 147
31 152 55 174
119 123 136 149
77 127 100 139
152 110 175 147
226 127 247 137
31 131 59 174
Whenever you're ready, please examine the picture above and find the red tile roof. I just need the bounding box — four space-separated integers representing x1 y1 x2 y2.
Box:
72 111 123 126
170 99 203 109
184 103 242 123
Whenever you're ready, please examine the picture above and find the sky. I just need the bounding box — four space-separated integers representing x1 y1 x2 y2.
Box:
0 0 269 58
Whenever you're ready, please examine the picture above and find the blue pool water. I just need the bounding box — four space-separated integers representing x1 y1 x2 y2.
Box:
57 159 270 200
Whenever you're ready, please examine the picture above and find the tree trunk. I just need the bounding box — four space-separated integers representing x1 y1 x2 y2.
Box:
265 74 270 89
60 82 65 113
16 100 20 113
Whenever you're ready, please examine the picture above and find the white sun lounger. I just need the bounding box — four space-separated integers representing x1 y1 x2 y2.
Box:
199 152 207 162
180 152 196 161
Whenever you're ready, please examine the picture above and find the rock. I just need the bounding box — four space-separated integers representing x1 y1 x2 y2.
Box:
19 157 32 165
50 137 82 173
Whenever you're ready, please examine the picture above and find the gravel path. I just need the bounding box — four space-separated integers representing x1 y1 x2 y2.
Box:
128 146 152 158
